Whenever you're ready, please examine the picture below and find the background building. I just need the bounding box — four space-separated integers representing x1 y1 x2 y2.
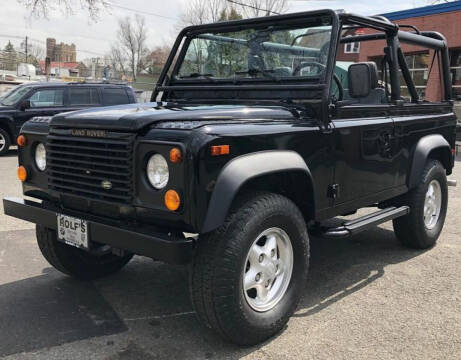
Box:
38 60 87 77
46 38 76 63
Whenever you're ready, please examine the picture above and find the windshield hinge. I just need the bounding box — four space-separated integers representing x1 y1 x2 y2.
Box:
328 103 337 116
319 119 333 134
328 184 340 199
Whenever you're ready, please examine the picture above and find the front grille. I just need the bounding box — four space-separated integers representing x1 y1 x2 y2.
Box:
47 128 135 203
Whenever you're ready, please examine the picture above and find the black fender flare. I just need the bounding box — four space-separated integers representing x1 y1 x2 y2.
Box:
201 150 314 233
407 134 451 189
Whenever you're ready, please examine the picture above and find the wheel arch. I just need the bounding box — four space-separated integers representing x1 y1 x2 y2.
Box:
201 151 315 233
408 134 452 189
0 117 15 140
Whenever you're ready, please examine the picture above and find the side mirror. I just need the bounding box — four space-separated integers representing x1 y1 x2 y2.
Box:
20 100 30 111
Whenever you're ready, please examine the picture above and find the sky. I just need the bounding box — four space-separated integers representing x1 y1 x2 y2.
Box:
0 0 437 61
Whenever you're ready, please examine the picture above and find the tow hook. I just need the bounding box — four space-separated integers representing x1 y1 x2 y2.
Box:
447 179 457 187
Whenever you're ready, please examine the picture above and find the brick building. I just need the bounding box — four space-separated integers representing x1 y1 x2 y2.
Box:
46 38 76 63
38 61 87 77
337 0 461 101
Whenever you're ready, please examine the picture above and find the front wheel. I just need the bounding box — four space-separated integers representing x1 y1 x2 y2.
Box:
36 225 133 280
393 160 448 249
190 193 309 345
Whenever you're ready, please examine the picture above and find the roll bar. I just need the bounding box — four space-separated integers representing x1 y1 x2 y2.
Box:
197 34 321 58
151 10 452 116
340 25 451 102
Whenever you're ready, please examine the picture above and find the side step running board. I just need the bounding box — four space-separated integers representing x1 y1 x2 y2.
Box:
318 206 410 239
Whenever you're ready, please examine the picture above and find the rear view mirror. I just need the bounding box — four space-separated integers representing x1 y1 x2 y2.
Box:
20 100 30 111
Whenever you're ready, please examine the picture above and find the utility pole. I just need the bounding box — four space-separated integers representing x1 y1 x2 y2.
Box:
25 36 28 63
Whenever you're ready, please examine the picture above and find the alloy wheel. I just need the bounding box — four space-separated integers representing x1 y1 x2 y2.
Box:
243 227 294 312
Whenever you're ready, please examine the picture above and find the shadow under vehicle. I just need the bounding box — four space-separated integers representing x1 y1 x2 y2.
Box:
3 10 457 345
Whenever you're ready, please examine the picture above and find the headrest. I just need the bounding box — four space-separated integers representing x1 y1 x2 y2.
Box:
348 62 379 98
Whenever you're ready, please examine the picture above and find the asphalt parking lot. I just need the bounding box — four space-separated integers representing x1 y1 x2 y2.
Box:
1 149 461 360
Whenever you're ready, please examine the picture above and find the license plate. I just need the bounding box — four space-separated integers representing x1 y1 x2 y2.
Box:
57 214 89 249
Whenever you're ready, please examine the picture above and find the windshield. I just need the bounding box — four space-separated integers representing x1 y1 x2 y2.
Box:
1 86 31 106
176 19 332 82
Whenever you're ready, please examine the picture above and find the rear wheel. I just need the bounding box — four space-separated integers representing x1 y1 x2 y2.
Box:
0 128 11 156
190 193 309 345
36 225 133 280
393 160 448 249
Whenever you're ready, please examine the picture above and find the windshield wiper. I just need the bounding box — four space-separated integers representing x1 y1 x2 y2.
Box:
179 73 216 82
234 69 279 81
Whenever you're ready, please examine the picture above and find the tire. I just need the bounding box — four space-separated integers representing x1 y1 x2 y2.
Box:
190 192 309 345
0 128 11 156
36 225 133 280
393 160 448 249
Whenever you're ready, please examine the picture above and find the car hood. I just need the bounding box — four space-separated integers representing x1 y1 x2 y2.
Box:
50 102 297 131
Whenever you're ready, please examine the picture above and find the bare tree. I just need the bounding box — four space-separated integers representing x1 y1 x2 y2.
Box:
17 0 109 20
235 0 288 17
117 16 137 80
180 0 226 26
109 46 127 76
134 15 148 75
28 44 45 60
114 15 149 82
179 0 288 27
20 41 44 63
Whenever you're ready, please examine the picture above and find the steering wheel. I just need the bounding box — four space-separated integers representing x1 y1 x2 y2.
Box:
293 61 326 77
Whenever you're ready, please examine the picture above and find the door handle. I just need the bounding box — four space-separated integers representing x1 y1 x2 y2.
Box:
379 131 392 157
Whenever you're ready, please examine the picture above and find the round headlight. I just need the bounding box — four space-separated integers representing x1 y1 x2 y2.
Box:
147 154 169 189
35 143 46 171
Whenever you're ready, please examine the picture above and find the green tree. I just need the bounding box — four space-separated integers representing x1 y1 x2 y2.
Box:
4 41 14 52
219 7 243 21
3 41 17 71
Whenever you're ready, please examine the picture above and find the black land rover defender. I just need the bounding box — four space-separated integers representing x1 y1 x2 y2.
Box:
3 10 457 345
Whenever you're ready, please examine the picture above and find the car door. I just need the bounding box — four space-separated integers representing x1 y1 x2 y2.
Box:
15 87 66 133
331 105 399 208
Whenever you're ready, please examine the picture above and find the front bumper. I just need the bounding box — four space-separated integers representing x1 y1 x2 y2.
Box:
3 197 194 264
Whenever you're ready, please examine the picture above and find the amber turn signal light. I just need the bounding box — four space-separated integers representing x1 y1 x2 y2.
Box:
17 166 27 182
170 148 182 163
164 190 181 211
17 135 27 147
210 145 230 156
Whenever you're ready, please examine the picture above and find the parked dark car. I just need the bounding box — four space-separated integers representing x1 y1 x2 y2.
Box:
3 10 457 345
0 82 136 155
